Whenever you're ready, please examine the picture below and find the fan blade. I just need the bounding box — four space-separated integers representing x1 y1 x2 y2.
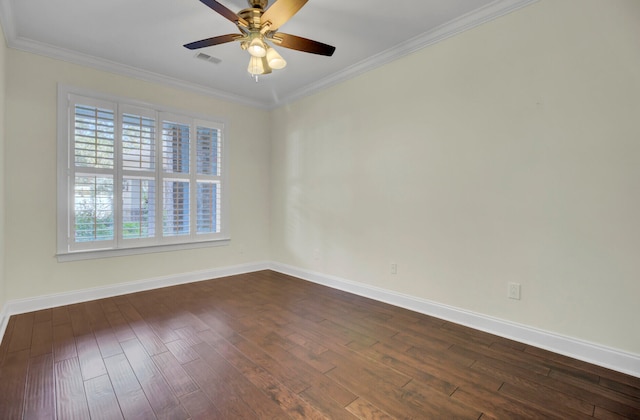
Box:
184 34 240 50
261 0 308 31
199 0 248 27
272 33 335 56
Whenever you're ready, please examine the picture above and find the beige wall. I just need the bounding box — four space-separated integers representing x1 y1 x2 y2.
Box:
2 0 639 360
0 23 6 312
4 50 271 301
270 0 640 354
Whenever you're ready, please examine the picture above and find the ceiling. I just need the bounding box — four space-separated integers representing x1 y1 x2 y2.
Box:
0 0 535 108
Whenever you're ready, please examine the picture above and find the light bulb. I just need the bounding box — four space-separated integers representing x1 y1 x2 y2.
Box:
247 56 265 75
248 37 267 58
266 47 286 70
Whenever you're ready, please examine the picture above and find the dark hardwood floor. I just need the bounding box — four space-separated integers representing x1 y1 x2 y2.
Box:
0 270 639 419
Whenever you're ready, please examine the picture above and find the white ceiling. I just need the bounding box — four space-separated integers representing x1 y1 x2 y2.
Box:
0 0 536 108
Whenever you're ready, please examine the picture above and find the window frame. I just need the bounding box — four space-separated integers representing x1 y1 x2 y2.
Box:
57 85 230 262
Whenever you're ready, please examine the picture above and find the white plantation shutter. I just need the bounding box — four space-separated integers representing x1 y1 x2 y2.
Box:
74 104 115 169
197 126 219 175
58 87 229 259
122 177 156 240
162 120 190 174
70 96 117 250
122 112 155 171
120 106 157 243
197 182 219 233
195 124 222 234
158 117 224 239
163 180 190 236
161 115 192 239
74 175 114 243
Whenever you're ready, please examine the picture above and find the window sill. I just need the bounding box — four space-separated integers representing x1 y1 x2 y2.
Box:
56 238 231 262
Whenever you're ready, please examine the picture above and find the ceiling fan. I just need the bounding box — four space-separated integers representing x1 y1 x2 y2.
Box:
184 0 336 78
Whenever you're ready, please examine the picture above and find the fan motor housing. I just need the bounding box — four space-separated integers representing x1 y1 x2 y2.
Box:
238 8 264 29
248 0 268 9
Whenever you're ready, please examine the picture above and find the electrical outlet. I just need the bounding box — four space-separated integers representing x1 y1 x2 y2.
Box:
508 282 521 300
390 263 398 275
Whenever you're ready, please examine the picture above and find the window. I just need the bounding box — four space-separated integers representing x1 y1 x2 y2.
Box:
57 86 229 260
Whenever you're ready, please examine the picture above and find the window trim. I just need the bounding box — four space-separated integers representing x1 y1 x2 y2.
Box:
56 84 230 262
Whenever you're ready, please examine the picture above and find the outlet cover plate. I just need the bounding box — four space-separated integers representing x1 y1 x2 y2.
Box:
508 282 521 300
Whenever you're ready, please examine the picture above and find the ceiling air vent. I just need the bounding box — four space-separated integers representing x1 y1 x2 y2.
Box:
194 52 222 64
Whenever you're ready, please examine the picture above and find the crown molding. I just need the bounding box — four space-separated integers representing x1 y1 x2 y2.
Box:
278 0 539 108
0 0 538 109
4 35 270 109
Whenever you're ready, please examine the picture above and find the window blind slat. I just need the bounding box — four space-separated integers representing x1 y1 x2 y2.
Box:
122 113 156 171
196 182 220 234
74 175 114 242
163 180 190 236
74 104 115 169
162 122 190 174
122 178 156 239
196 126 220 176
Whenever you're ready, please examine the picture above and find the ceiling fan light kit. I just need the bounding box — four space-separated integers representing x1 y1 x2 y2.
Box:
184 0 335 79
266 46 286 70
248 35 267 58
247 56 264 74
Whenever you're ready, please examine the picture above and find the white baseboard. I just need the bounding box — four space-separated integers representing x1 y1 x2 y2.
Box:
270 262 640 379
0 261 270 345
1 260 638 378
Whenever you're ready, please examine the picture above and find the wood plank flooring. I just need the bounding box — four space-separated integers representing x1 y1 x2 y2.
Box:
1 270 639 419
